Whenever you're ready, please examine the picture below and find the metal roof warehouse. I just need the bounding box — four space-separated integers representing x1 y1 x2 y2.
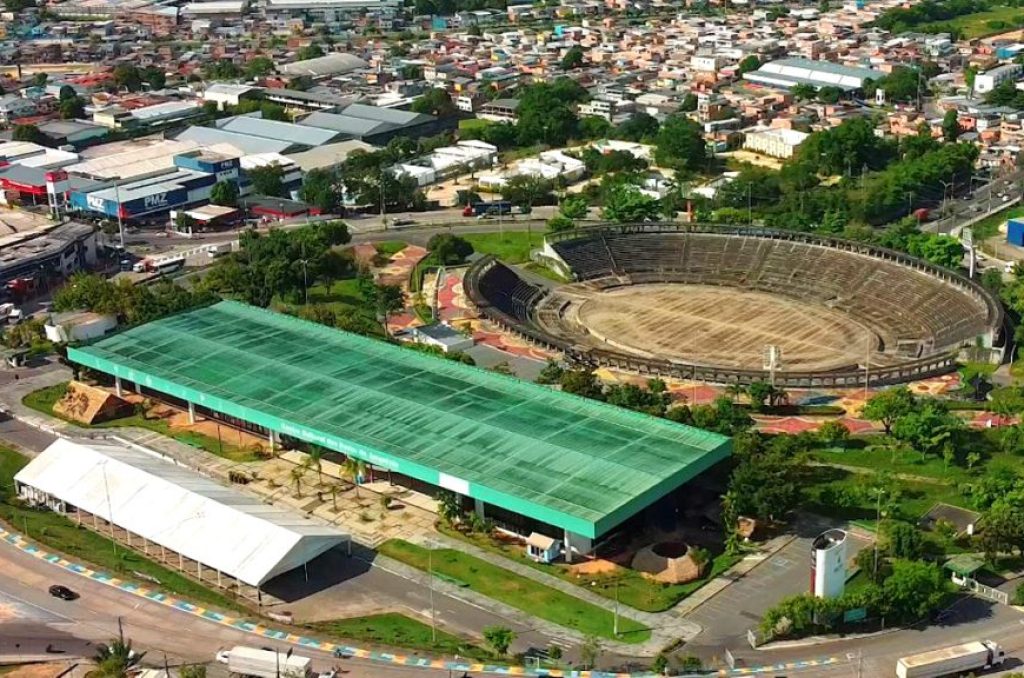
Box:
67 301 731 549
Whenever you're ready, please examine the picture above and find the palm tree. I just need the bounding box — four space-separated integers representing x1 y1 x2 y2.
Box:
306 448 324 485
342 457 366 498
89 639 143 678
724 383 746 403
290 465 305 498
328 483 340 511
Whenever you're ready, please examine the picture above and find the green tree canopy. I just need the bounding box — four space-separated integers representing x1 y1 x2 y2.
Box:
560 46 585 70
209 180 239 207
654 114 706 170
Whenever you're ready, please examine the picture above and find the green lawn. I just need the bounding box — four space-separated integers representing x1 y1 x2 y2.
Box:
968 204 1024 242
439 524 738 613
378 539 651 642
0 445 244 612
463 231 546 264
801 463 966 525
22 383 261 463
923 5 1024 38
311 613 488 659
374 240 408 258
458 118 493 132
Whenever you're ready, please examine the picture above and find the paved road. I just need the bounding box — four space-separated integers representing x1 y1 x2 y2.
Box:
926 169 1024 235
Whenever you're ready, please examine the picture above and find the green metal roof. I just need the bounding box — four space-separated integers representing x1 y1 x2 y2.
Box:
68 301 731 538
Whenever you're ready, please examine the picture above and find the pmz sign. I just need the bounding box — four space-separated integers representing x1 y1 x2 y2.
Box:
86 194 107 211
144 193 169 209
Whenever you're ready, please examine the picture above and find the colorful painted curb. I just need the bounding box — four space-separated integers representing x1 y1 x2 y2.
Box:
0 526 841 677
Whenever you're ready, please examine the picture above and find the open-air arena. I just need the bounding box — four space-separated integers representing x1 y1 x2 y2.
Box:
465 224 1007 387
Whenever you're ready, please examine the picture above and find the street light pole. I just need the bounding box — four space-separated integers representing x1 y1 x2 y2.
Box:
113 177 125 249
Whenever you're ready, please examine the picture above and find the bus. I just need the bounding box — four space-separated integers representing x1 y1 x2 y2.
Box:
463 200 512 217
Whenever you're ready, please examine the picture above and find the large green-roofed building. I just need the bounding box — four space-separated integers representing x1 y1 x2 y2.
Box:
68 301 731 546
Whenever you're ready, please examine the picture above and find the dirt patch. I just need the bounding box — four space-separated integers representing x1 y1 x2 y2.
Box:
569 559 619 576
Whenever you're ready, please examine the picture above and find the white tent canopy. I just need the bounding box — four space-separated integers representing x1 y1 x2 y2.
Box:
16 439 347 586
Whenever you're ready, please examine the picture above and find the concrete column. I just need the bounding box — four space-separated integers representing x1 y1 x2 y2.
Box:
114 376 123 398
268 430 276 453
142 537 149 555
563 530 572 564
217 570 222 588
198 561 203 581
178 552 183 570
474 498 485 519
187 401 195 425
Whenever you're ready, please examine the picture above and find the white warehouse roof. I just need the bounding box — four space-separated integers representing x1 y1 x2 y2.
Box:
16 438 347 586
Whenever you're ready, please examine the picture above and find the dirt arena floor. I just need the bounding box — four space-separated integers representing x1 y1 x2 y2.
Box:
566 284 880 372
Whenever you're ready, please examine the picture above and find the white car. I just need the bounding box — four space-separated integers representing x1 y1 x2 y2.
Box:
215 650 231 664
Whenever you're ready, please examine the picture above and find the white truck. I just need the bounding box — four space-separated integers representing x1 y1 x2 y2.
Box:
896 639 1005 678
223 646 312 678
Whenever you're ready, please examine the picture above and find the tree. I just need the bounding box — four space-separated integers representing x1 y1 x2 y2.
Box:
890 402 962 458
817 85 843 104
436 489 462 524
12 124 44 144
296 44 325 61
89 639 144 678
204 60 242 81
426 233 473 264
869 66 925 104
560 195 588 220
746 380 775 412
482 626 515 656
547 214 574 232
560 46 585 70
246 163 286 197
736 55 760 75
58 85 77 101
652 653 669 675
942 109 960 142
245 56 275 79
179 666 206 678
299 169 342 213
209 180 238 207
59 95 85 120
980 503 1024 560
614 112 660 142
862 387 917 434
790 83 816 101
655 114 706 170
579 635 601 670
260 102 288 121
559 368 605 400
882 521 923 559
371 283 405 335
579 115 612 140
728 449 800 523
33 72 48 87
601 184 661 223
907 233 963 269
141 66 166 90
112 64 143 92
500 174 553 210
535 359 564 385
410 88 457 117
882 559 948 621
514 79 586 147
680 93 698 112
817 420 850 448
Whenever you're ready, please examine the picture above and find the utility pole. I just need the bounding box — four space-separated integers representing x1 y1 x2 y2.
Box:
379 171 387 231
747 183 752 225
114 176 125 249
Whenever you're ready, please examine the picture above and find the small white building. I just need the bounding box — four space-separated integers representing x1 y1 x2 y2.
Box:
974 63 1022 95
525 532 560 564
407 323 474 353
44 311 117 344
742 127 808 159
202 84 262 111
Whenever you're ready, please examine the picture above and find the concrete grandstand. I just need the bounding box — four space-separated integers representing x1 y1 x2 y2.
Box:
66 300 731 557
464 224 1004 388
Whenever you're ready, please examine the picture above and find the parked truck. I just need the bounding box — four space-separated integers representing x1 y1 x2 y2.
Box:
223 646 312 678
896 640 1004 678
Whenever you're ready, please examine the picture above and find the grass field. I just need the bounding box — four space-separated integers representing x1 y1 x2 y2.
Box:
923 5 1024 38
378 539 651 642
439 524 738 613
463 231 546 264
969 204 1024 242
22 383 261 463
374 241 408 257
0 445 244 612
310 613 488 659
458 118 493 132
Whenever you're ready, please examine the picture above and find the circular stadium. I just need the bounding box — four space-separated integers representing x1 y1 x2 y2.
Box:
465 224 1006 387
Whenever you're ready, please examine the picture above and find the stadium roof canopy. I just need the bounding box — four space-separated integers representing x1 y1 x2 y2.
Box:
15 438 347 586
68 301 731 539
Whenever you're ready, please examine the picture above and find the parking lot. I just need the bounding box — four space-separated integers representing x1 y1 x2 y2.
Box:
686 518 872 656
